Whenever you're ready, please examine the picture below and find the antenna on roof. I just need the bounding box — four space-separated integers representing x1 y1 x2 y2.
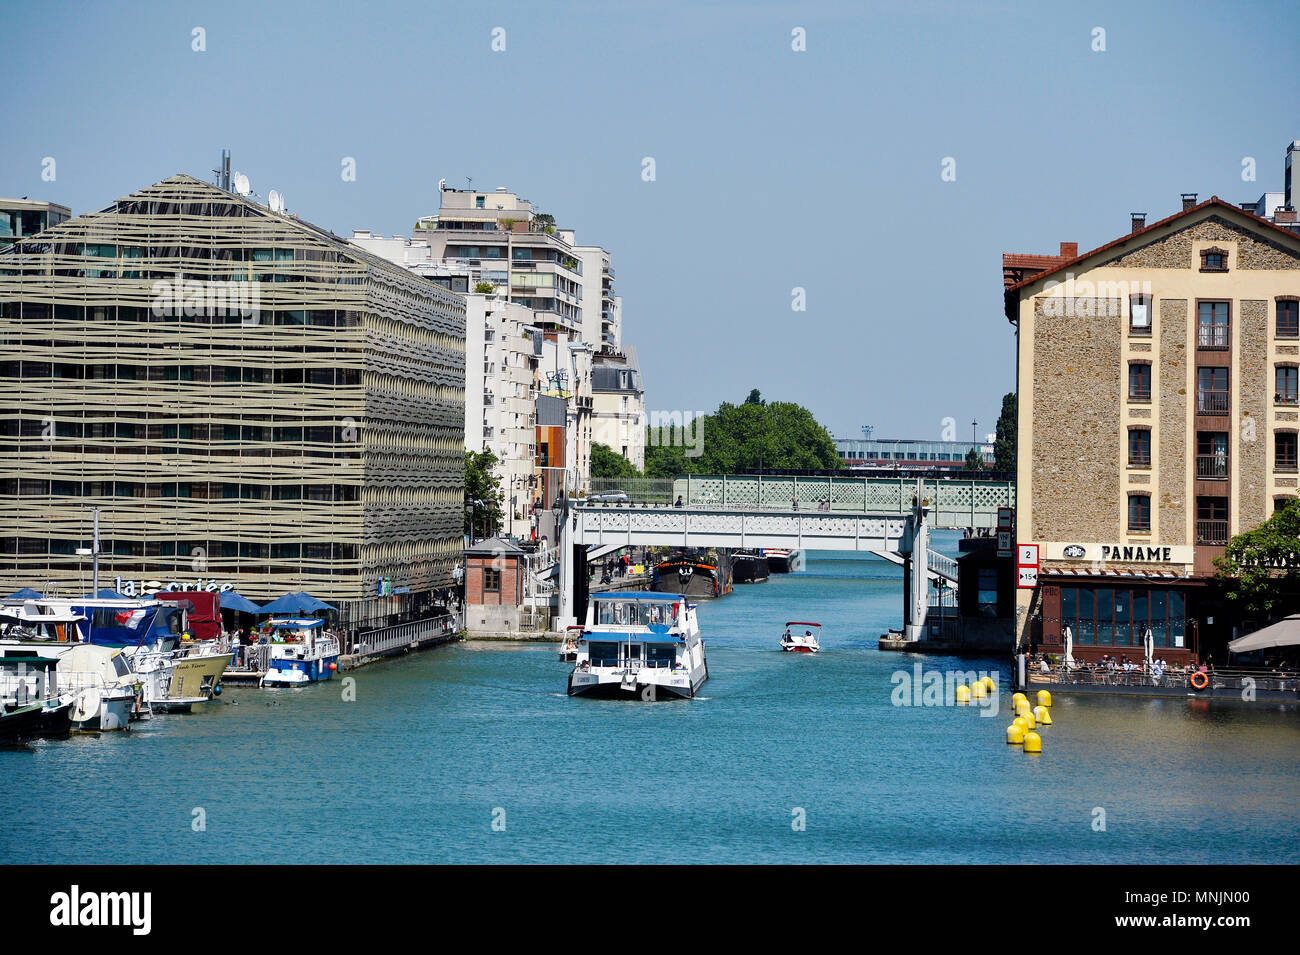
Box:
232 171 251 197
213 149 231 190
466 176 473 191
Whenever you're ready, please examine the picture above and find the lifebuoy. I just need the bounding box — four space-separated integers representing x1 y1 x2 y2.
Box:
1190 671 1209 691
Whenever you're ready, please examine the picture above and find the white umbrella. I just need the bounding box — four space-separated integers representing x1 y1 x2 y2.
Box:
1063 625 1074 669
1143 627 1154 669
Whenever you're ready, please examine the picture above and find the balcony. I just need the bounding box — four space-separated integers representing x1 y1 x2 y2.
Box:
1196 454 1228 479
1196 519 1229 544
1197 324 1230 349
1197 391 1230 415
1128 386 1152 402
1128 449 1151 468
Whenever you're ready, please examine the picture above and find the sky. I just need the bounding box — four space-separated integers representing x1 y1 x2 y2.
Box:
2 0 1298 443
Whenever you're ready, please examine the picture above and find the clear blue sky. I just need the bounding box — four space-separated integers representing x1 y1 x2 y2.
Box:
3 0 1297 441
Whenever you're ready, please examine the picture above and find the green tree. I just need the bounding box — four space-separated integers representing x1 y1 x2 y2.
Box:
994 391 1017 472
591 442 639 479
963 446 985 471
1215 499 1300 616
643 393 841 475
464 449 505 538
473 281 496 294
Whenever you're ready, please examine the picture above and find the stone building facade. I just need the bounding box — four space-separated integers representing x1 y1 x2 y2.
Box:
1005 197 1300 663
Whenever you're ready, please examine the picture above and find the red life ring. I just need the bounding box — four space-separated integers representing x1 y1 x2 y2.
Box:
1190 671 1209 691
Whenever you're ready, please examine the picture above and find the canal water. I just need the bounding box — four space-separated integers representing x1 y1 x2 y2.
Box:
3 532 1299 864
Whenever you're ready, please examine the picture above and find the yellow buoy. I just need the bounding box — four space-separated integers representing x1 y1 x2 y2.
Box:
1036 689 1052 708
1006 723 1025 745
982 676 996 693
956 684 971 704
1013 716 1028 734
972 681 987 700
1023 731 1042 753
1022 710 1036 729
1011 692 1028 707
1015 699 1031 718
1034 705 1052 725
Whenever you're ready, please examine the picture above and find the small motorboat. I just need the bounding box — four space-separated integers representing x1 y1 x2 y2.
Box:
780 621 821 653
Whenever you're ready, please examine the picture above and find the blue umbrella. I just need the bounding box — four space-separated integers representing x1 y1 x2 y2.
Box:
219 590 262 613
258 591 338 615
7 588 43 599
82 589 130 599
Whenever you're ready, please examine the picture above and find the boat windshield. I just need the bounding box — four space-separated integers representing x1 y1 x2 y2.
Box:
594 599 675 627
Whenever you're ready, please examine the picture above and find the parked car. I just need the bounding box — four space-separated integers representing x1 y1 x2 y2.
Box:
589 490 630 504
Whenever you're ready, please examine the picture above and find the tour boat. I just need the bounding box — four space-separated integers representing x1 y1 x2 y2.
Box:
732 550 770 584
261 618 341 686
651 550 732 598
780 621 822 653
567 592 708 700
765 549 800 573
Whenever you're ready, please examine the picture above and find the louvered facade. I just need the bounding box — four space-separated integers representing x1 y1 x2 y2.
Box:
0 175 465 631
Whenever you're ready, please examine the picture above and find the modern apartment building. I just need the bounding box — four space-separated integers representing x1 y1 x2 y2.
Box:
0 175 466 635
836 436 995 470
1 198 71 252
464 294 541 536
1005 192 1300 663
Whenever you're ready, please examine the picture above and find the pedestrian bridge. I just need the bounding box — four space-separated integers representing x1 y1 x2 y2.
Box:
593 474 1014 530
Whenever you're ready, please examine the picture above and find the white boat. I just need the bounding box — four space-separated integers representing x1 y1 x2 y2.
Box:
780 621 821 653
261 618 341 686
567 591 708 700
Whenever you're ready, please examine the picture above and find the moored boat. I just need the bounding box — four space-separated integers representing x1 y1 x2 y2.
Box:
651 549 732 598
261 618 341 686
567 592 708 700
765 549 801 573
732 549 770 584
780 621 822 653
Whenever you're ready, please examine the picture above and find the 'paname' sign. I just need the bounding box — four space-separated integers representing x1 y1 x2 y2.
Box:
1042 542 1193 564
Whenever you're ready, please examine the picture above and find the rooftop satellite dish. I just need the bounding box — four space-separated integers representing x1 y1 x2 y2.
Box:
233 172 250 197
268 189 284 213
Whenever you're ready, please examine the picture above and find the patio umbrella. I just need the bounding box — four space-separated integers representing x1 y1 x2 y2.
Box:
1143 628 1154 668
258 591 338 615
7 588 43 599
1229 614 1300 653
1063 625 1074 669
219 590 262 614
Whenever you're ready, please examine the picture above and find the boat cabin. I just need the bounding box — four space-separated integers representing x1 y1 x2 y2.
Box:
265 618 326 643
588 592 681 630
583 593 687 669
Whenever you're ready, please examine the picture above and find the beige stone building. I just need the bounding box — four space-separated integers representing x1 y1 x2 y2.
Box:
1005 196 1300 663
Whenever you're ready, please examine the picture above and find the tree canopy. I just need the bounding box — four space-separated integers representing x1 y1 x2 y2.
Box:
1215 498 1300 616
464 449 505 538
994 391 1016 472
591 442 639 479
644 393 841 477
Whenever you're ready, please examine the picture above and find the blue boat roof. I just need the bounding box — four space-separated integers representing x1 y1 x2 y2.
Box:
268 618 324 629
593 592 680 601
586 629 681 643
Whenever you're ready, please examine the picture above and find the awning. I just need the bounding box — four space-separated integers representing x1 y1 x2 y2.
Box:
1229 615 1300 653
219 590 263 613
258 592 337 615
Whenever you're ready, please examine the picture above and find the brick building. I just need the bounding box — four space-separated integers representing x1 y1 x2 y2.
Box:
464 537 525 633
1006 195 1300 663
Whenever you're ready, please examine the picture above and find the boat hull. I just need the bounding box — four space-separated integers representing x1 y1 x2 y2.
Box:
568 661 707 700
732 552 770 584
262 654 339 687
0 703 46 744
651 553 732 598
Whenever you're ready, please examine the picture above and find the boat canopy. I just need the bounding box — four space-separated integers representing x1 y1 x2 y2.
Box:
585 630 682 644
785 621 822 628
268 618 325 629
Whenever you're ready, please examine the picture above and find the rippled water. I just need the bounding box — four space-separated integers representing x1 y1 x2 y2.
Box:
3 534 1298 864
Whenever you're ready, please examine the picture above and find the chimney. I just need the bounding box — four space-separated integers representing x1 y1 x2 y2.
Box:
1131 212 1147 233
1276 208 1298 224
1181 193 1198 211
1059 241 1078 259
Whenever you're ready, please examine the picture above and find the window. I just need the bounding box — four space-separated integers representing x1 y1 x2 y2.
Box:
1128 362 1152 400
1129 294 1152 334
1196 432 1229 479
976 568 999 618
1197 301 1230 348
1279 298 1300 339
1128 428 1151 467
1128 494 1151 532
1196 497 1229 544
1197 367 1229 413
1277 365 1298 405
1200 247 1228 272
483 567 500 592
475 196 485 209
1276 431 1299 472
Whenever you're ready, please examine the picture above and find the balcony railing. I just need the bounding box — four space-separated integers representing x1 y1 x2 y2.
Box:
1196 454 1229 478
1196 519 1229 544
1128 386 1152 401
1197 324 1230 348
1197 391 1230 414
1128 449 1152 467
